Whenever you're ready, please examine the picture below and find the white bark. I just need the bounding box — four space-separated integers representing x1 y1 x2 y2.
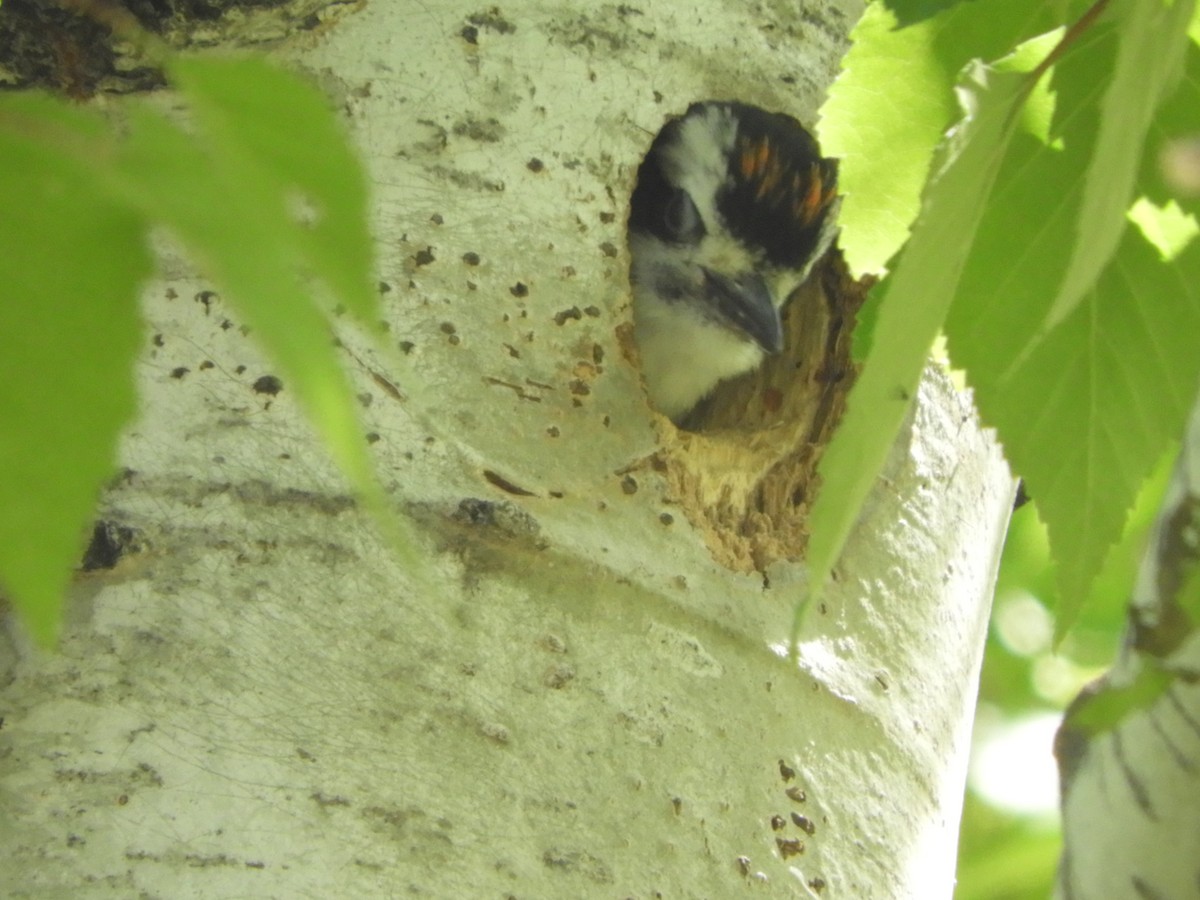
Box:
1056 388 1200 900
0 2 1016 897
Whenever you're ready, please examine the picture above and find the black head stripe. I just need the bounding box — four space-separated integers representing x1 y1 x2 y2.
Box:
628 115 706 245
628 101 837 267
715 102 838 270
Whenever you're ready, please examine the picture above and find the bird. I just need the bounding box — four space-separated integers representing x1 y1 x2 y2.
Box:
627 100 839 423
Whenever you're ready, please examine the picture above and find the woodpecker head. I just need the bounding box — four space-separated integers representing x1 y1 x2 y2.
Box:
627 101 839 423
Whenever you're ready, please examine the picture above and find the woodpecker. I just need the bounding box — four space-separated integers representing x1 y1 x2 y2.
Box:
627 101 839 423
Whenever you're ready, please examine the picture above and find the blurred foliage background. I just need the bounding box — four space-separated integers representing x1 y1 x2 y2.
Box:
955 451 1176 898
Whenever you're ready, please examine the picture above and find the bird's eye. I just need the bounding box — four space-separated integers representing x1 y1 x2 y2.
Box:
663 189 702 242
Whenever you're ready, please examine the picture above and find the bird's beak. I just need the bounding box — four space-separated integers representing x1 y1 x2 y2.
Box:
701 268 783 354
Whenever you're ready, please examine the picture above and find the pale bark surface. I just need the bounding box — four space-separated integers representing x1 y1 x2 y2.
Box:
0 2 1016 897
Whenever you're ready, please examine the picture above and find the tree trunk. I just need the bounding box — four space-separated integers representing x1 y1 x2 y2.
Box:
0 2 1017 896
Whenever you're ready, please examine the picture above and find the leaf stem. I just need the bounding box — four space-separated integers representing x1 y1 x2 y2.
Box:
1028 0 1111 88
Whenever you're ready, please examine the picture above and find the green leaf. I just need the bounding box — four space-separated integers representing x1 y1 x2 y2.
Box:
881 0 978 28
0 96 150 644
821 0 1067 275
1044 0 1193 333
0 57 416 644
115 59 394 541
168 56 378 326
945 9 1200 634
804 62 1031 633
992 449 1175 675
977 231 1200 636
